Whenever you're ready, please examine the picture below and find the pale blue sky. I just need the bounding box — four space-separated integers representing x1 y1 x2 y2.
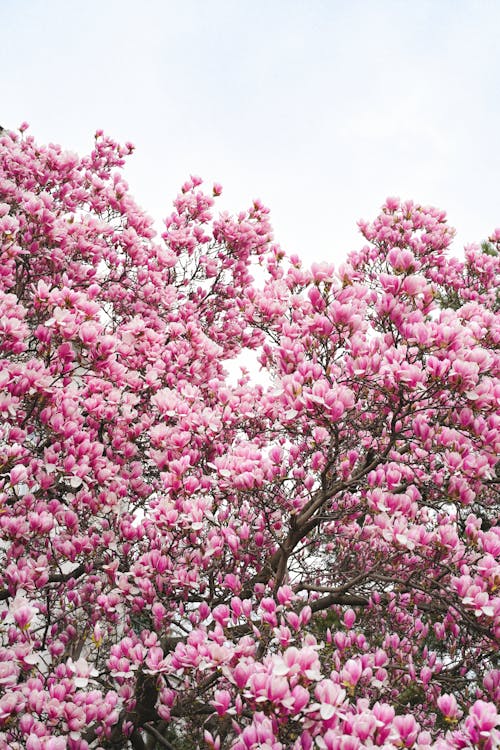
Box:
2 0 500 263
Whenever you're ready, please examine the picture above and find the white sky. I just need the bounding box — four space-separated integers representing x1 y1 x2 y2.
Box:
1 0 500 265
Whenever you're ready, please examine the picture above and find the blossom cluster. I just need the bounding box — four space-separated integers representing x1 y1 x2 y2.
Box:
0 126 499 748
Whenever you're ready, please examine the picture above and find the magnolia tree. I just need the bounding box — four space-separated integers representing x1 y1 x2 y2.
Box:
0 126 499 750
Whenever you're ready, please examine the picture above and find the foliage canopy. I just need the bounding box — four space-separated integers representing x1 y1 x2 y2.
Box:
0 127 499 749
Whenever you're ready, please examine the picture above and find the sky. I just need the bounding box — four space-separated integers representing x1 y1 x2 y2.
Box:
1 0 500 266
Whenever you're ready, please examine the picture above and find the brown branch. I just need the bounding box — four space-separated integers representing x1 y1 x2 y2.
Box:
130 729 147 750
144 724 177 750
0 562 93 601
310 593 370 612
240 437 399 599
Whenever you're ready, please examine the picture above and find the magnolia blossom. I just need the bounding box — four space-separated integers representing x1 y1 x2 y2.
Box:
0 125 498 749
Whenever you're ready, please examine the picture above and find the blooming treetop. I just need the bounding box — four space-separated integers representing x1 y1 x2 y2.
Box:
0 125 499 750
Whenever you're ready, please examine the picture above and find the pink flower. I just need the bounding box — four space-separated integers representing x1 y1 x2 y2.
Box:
313 680 347 721
9 464 27 485
79 320 99 345
11 596 36 630
289 684 310 712
402 274 427 296
393 715 420 747
340 659 363 691
231 662 252 689
0 690 24 722
343 609 356 628
276 585 294 606
266 676 289 702
437 693 461 722
0 657 19 686
311 262 335 283
212 604 231 627
465 700 500 743
67 657 98 688
211 689 232 716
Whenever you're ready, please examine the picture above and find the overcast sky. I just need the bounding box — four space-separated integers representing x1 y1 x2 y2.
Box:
2 0 500 265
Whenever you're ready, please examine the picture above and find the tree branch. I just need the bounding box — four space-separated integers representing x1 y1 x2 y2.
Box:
310 593 370 612
144 723 177 750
